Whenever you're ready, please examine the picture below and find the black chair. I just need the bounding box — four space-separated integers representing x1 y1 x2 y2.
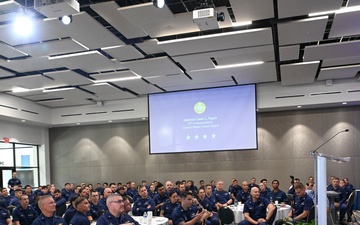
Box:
56 204 67 216
345 190 356 222
286 194 294 207
267 204 277 225
218 206 235 225
306 205 315 223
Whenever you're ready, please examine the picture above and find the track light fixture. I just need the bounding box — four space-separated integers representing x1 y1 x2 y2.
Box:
60 15 72 25
153 0 165 8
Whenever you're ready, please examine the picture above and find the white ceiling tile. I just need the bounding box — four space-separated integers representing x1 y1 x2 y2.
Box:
278 17 328 46
230 0 274 22
279 45 300 61
0 0 21 12
174 45 274 71
164 81 235 92
304 40 360 61
45 12 125 49
1 74 66 89
91 1 148 39
112 78 162 95
22 93 59 101
36 98 93 108
0 56 63 73
0 68 14 78
145 74 193 88
348 0 360 6
0 42 28 58
0 12 17 23
277 0 342 19
102 45 144 61
118 3 232 38
44 88 95 100
281 61 320 86
121 56 183 77
318 65 360 80
81 83 135 100
158 28 273 56
49 51 124 72
15 39 88 57
322 56 360 67
90 70 137 81
136 40 164 55
44 70 94 86
329 10 360 38
0 18 65 46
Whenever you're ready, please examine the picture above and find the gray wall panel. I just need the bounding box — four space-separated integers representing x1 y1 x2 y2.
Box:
49 106 360 188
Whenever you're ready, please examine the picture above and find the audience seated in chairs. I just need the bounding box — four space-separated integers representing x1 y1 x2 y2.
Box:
237 187 276 225
275 183 314 225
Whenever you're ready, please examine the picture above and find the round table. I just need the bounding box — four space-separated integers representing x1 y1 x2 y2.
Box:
132 216 169 225
229 204 291 224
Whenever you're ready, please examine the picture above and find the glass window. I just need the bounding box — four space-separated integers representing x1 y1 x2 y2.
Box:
0 142 14 167
17 168 39 187
15 144 38 167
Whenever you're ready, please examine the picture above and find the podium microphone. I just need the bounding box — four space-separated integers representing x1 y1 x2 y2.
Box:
310 129 349 154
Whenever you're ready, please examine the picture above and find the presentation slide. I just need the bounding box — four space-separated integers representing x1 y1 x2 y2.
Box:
148 84 257 154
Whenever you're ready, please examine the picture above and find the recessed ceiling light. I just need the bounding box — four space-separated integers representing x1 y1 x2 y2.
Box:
342 102 347 105
297 105 302 108
21 119 26 122
142 118 146 120
108 120 112 123
76 122 80 125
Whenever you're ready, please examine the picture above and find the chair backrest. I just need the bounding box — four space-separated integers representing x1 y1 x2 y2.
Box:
56 204 67 216
218 207 235 225
306 205 315 223
286 194 294 206
346 190 356 210
267 204 277 225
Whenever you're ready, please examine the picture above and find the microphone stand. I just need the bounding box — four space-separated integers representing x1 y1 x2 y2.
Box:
309 129 349 155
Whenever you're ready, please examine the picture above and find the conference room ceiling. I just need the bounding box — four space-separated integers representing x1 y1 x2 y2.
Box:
0 0 359 108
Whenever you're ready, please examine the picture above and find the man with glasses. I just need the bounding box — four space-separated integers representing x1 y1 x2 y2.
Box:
13 194 38 225
97 194 139 225
32 195 67 225
87 191 106 221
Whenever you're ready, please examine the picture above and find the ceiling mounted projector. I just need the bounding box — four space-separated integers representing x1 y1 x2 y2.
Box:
193 7 225 31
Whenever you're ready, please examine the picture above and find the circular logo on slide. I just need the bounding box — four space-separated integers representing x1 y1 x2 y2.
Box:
194 102 206 114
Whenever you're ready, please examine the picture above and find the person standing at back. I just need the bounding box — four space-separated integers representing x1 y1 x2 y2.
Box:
8 172 21 195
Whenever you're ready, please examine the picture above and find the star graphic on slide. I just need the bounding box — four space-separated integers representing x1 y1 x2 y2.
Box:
203 134 207 139
194 134 199 140
211 133 216 139
186 135 191 140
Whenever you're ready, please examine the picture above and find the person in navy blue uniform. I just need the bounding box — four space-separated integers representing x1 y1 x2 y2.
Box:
258 183 269 200
0 188 11 208
229 180 242 200
148 184 156 199
197 188 219 225
8 172 21 195
287 178 300 198
160 190 179 225
248 178 259 190
172 191 205 225
126 182 138 198
24 185 35 205
9 189 22 208
268 180 288 203
185 180 198 196
0 204 11 225
54 189 67 208
236 181 251 204
204 185 216 212
260 179 271 194
97 194 139 225
343 178 354 199
32 195 67 225
212 180 232 211
327 177 347 223
275 183 314 225
153 182 168 216
69 197 90 225
12 194 38 225
238 187 275 225
99 188 112 212
64 196 78 225
132 185 155 216
87 191 106 221
62 183 72 202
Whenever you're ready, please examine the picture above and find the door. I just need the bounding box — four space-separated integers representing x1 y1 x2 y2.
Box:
0 168 14 189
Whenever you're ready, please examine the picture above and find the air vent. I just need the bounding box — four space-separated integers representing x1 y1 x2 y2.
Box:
275 94 305 99
61 113 82 117
85 111 107 115
310 91 341 96
21 109 39 115
0 104 18 110
111 109 134 113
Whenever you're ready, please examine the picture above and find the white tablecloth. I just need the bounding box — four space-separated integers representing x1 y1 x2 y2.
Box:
229 204 291 224
132 216 169 225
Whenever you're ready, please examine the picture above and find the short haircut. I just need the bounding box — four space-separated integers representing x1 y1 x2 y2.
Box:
14 189 22 194
20 194 28 200
295 183 305 190
38 195 52 207
272 179 279 185
260 179 267 183
106 193 120 206
74 197 87 208
25 185 32 189
54 189 61 194
168 190 177 197
65 182 70 186
180 191 192 199
156 182 164 189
